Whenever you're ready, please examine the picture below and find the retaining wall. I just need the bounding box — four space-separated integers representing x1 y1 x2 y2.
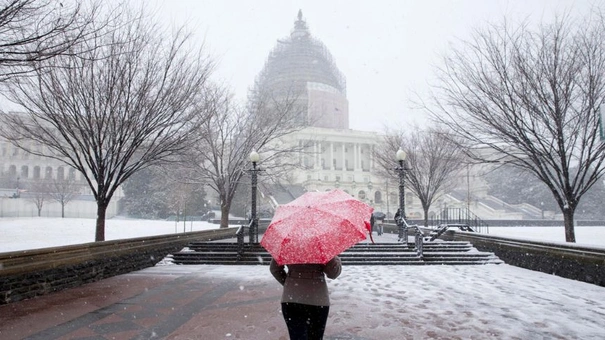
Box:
443 230 605 287
0 228 237 305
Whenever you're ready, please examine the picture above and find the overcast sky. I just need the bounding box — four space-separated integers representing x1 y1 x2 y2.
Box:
146 0 593 133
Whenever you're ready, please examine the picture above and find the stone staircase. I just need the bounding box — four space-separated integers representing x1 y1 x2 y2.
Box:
168 241 503 266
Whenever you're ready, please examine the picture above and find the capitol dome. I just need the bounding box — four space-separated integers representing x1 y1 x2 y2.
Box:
254 10 349 129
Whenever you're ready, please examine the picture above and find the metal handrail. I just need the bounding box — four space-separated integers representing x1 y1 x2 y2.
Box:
432 207 489 233
404 220 424 258
396 215 408 246
413 226 424 259
236 223 249 261
398 217 424 259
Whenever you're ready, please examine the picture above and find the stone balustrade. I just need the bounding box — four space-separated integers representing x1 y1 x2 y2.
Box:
0 228 237 304
443 230 605 287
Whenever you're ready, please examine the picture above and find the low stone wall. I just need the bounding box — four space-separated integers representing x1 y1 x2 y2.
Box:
0 228 237 305
443 230 605 287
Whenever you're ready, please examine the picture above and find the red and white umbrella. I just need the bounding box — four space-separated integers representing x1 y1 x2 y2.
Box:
260 189 373 265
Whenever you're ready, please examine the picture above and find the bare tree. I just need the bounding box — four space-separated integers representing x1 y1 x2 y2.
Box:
184 85 306 228
47 176 80 218
0 5 214 241
0 0 97 80
26 178 48 216
426 14 605 242
159 165 206 227
165 179 190 230
374 126 466 227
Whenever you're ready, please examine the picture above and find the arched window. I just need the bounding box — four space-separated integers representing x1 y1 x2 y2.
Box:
374 191 382 203
8 165 16 176
20 165 28 178
33 166 41 179
45 167 53 179
358 190 366 200
57 166 65 180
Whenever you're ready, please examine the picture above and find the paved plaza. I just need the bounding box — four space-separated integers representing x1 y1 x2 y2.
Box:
1 258 604 339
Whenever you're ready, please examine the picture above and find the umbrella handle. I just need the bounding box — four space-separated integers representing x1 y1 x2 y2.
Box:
368 230 375 244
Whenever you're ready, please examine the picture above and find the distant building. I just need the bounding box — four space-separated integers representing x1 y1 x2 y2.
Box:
0 114 120 218
251 11 543 222
252 11 401 216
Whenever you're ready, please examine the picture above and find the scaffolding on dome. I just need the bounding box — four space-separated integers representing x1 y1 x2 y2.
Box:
253 12 347 96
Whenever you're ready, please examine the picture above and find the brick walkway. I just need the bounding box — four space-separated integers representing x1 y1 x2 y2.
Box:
0 264 293 340
2 261 604 339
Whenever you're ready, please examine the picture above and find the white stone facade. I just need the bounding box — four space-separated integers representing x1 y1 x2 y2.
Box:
277 127 424 218
0 139 120 219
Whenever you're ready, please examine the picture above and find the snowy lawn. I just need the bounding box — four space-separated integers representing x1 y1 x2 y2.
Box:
0 217 224 253
487 226 605 248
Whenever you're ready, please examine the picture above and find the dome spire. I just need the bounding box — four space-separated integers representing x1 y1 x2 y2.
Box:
291 9 309 39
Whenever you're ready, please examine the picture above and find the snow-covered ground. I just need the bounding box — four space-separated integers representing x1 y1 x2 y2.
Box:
1 217 605 252
0 217 223 252
185 263 605 339
487 226 605 247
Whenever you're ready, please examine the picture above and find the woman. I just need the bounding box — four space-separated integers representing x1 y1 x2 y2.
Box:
270 256 342 340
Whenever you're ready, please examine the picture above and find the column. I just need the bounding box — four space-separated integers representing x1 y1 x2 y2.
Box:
354 143 359 170
314 141 319 169
330 142 335 170
341 143 346 170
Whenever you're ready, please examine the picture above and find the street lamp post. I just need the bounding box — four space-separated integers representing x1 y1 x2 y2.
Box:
248 151 261 244
395 149 408 245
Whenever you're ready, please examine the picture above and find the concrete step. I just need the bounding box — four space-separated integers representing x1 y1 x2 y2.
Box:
170 241 503 266
187 242 472 252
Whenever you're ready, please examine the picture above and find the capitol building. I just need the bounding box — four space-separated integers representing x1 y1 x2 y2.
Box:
252 11 407 218
250 11 541 222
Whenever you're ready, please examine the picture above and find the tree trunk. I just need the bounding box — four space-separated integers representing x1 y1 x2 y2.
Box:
563 208 576 243
61 203 65 218
95 202 107 241
37 207 41 217
220 203 230 229
423 206 430 227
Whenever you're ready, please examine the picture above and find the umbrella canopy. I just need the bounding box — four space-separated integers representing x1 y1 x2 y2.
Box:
260 189 373 265
372 211 386 219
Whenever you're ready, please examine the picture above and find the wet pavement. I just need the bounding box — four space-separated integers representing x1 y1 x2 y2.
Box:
1 262 605 340
0 264 288 340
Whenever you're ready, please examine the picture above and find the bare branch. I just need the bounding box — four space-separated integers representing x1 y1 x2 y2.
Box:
182 83 307 228
0 0 101 81
373 125 467 226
